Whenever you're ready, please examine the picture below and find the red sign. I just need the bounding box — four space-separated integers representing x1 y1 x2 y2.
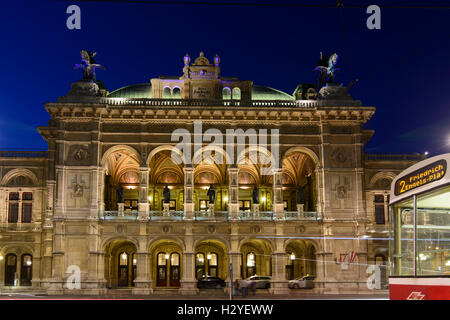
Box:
389 277 450 300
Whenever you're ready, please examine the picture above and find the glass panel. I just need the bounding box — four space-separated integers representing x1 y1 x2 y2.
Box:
375 205 385 224
416 185 450 275
196 253 205 266
232 87 241 100
7 254 17 266
22 192 33 201
222 87 231 99
209 253 218 266
163 87 172 99
119 252 128 266
22 203 32 223
247 252 255 267
374 195 384 203
173 87 181 99
8 203 19 223
22 255 32 266
391 197 414 276
9 192 19 200
171 253 180 266
158 253 166 266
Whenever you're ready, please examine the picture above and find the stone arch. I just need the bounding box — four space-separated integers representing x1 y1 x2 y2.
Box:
192 145 233 166
369 171 397 189
0 244 36 256
194 238 229 279
282 146 320 168
101 236 139 250
193 236 230 252
148 236 186 253
0 168 39 187
101 145 142 167
147 145 186 167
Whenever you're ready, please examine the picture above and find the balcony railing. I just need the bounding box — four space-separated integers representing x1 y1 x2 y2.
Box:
99 210 319 221
0 151 48 158
364 153 426 161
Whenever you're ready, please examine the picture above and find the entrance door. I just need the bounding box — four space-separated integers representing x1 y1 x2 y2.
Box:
5 254 17 286
170 253 180 287
118 252 129 287
20 254 32 286
157 253 167 287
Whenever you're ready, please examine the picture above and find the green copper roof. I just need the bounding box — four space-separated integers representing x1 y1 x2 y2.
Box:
107 83 293 100
251 85 294 100
108 83 152 98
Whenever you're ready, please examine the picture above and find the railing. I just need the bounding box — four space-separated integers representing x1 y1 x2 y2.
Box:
148 210 184 220
101 210 139 220
99 97 319 108
364 153 426 161
284 211 319 220
194 211 228 221
0 151 48 158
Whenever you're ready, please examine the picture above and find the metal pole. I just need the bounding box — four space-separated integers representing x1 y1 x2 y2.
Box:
413 195 417 277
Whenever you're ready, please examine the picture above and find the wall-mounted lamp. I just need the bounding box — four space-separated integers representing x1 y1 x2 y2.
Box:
207 253 212 260
121 253 127 260
223 196 228 202
0 255 3 261
165 253 170 260
290 254 295 261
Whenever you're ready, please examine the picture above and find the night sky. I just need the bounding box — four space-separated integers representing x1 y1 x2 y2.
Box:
1 0 450 156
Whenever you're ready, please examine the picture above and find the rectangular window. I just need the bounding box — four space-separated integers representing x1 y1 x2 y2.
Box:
22 192 33 201
22 203 32 223
8 203 19 223
9 192 19 200
375 205 385 224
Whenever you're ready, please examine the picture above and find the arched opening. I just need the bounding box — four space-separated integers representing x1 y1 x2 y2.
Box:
193 148 228 217
163 86 172 99
20 254 32 286
282 151 317 213
240 239 272 280
148 148 184 214
172 87 181 99
237 148 273 216
104 240 137 288
285 240 316 280
194 239 228 280
103 147 140 212
4 254 17 286
232 87 241 100
222 87 231 99
151 240 182 288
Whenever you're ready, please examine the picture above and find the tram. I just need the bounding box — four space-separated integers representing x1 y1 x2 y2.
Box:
389 153 450 299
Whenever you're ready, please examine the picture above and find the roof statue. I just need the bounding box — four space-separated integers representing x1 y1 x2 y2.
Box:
74 50 105 82
313 52 340 90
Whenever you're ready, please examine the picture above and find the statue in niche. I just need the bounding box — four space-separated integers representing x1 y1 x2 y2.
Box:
313 52 340 90
163 186 171 204
117 185 124 203
207 184 216 204
252 186 259 204
74 50 105 82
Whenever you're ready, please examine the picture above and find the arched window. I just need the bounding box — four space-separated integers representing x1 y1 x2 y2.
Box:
170 253 180 287
4 254 17 286
20 254 32 286
285 252 295 280
156 252 168 287
173 87 181 99
232 87 241 100
222 87 231 100
195 253 205 279
208 252 218 277
163 86 172 99
246 252 256 277
118 252 129 287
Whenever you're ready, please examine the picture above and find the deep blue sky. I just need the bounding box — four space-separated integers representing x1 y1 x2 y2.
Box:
1 0 450 156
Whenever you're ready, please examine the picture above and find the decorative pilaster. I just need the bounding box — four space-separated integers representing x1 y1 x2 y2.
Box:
133 229 152 294
183 167 194 220
273 169 284 220
179 223 198 294
138 167 150 220
228 167 239 220
270 230 289 294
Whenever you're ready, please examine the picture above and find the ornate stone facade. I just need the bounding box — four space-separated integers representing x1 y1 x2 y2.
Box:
0 53 425 295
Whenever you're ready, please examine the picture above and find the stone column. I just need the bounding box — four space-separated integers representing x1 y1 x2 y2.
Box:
184 167 194 220
86 217 106 294
179 223 198 294
273 169 284 220
228 167 239 220
270 225 289 294
297 204 304 217
133 226 152 295
138 167 150 220
47 219 65 295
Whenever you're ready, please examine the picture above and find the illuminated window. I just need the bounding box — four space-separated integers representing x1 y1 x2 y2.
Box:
20 254 32 286
119 252 128 266
171 253 180 266
163 86 172 99
173 87 181 99
232 87 241 100
222 87 231 99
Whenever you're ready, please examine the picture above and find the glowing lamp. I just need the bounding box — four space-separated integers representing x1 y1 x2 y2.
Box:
290 254 295 261
165 254 170 260
207 254 212 260
121 253 127 260
0 255 3 261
